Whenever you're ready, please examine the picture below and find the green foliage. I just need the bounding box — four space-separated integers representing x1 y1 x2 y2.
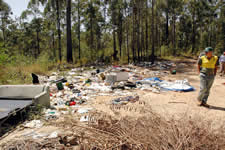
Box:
0 49 9 65
0 50 56 85
0 0 224 69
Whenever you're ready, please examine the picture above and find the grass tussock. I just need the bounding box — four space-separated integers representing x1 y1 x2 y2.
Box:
2 110 225 150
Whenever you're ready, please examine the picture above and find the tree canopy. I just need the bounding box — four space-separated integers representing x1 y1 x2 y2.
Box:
0 0 225 64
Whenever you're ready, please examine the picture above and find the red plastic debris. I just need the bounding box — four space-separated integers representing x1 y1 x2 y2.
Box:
69 101 76 106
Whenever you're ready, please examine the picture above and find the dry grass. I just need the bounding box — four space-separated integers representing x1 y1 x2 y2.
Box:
0 63 56 85
21 64 49 75
2 109 225 150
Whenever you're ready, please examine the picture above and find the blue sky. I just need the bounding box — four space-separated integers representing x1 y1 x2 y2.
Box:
5 0 29 18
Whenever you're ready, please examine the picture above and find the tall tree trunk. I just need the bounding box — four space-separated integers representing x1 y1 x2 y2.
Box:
118 6 123 58
125 3 130 63
127 25 130 63
166 0 169 45
172 14 176 55
141 22 144 61
145 0 149 60
150 0 155 64
137 1 140 62
112 0 117 61
78 0 81 59
209 24 212 46
90 1 94 58
66 0 73 63
132 0 136 63
37 30 40 57
222 21 225 51
52 32 56 58
140 2 144 61
113 30 117 61
156 14 158 56
192 19 196 53
159 26 161 56
56 0 62 62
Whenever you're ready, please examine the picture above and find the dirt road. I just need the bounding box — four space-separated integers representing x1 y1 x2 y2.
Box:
91 59 225 127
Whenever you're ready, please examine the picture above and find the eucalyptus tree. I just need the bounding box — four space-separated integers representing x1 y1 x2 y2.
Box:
187 0 207 53
218 0 225 52
20 0 44 58
43 0 57 58
109 0 119 61
38 0 65 62
83 0 104 60
66 0 73 63
149 0 168 62
0 0 12 46
73 0 82 59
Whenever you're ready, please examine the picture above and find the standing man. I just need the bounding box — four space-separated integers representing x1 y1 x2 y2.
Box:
219 52 225 76
197 47 219 107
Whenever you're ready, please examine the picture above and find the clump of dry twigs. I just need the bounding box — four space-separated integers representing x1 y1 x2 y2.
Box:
2 110 225 150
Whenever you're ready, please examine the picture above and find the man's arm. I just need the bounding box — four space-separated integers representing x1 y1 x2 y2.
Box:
198 65 201 74
197 58 202 74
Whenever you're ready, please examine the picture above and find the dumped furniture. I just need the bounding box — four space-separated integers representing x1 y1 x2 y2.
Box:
0 85 50 121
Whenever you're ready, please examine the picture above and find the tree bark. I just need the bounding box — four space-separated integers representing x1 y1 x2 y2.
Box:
90 1 94 57
113 29 118 61
127 25 130 63
150 0 155 64
172 14 176 55
141 21 144 61
118 6 123 58
156 14 158 56
166 0 169 45
132 0 136 63
125 2 130 63
66 0 73 63
52 32 56 58
191 13 196 53
36 30 40 57
137 1 140 62
78 0 81 59
145 0 149 60
56 0 62 62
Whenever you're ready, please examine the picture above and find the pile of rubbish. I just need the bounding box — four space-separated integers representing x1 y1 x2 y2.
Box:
0 61 199 149
35 62 194 122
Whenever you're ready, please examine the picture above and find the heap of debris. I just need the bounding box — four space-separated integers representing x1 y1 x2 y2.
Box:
2 110 225 150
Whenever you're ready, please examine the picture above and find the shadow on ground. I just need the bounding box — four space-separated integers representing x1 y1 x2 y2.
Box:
209 105 225 111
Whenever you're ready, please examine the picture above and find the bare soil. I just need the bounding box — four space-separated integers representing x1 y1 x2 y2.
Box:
1 58 225 146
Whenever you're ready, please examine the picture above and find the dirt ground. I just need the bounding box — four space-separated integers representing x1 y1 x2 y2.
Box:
1 58 225 146
90 59 225 126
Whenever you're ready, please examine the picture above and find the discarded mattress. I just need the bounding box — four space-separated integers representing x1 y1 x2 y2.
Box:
136 77 162 85
139 78 194 92
160 81 194 92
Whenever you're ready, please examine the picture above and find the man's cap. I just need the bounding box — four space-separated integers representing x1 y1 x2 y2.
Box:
204 47 213 53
